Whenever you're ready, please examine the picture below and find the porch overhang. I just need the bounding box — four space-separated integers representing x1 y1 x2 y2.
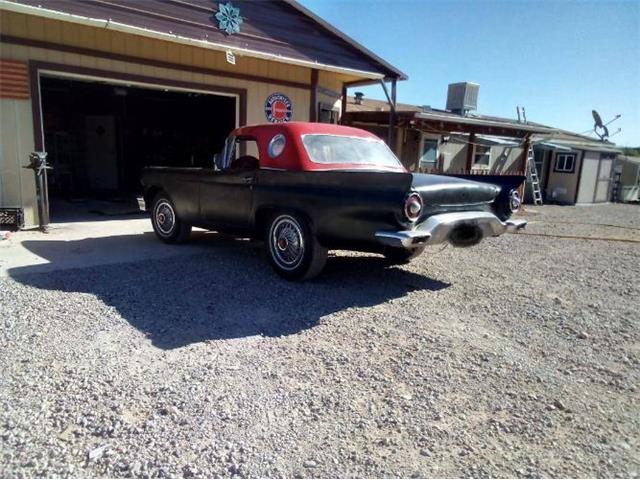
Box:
342 110 556 139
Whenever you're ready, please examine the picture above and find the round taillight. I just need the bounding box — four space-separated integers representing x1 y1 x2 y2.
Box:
509 190 521 213
404 192 423 222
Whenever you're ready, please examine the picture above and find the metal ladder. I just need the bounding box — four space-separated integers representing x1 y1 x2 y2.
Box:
526 147 543 205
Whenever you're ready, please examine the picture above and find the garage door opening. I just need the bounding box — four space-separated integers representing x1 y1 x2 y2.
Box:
39 75 237 221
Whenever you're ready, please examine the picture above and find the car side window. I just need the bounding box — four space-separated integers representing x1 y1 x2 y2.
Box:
226 138 260 171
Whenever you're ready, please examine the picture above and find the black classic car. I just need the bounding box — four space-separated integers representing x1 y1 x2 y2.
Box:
141 122 526 280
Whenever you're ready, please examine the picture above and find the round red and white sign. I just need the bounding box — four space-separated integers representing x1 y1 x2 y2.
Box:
265 93 293 123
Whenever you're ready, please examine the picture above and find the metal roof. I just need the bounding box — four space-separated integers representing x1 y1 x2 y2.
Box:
283 0 406 80
344 96 555 135
345 96 623 151
1 0 405 80
413 110 554 134
617 155 640 166
475 135 521 147
532 136 622 154
534 142 573 152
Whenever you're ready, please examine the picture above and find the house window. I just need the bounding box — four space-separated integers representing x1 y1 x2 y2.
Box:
419 138 438 169
554 153 576 173
473 145 491 167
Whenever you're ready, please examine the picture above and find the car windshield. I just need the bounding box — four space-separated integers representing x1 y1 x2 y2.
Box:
302 134 403 169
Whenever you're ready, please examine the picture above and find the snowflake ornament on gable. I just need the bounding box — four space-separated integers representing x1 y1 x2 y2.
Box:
214 2 243 35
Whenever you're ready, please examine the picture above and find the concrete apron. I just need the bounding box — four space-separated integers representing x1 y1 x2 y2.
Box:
0 218 225 277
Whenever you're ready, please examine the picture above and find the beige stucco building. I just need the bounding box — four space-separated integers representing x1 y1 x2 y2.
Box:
343 94 623 205
532 132 621 204
342 94 553 204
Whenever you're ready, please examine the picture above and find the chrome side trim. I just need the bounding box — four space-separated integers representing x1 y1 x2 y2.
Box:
375 211 527 249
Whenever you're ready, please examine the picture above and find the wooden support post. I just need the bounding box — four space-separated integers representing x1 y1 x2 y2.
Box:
340 84 347 124
465 133 476 171
522 134 532 173
388 78 397 152
520 134 532 199
378 78 397 150
309 69 318 122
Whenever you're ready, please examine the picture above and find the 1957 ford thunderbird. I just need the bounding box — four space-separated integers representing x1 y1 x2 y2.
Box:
141 122 526 280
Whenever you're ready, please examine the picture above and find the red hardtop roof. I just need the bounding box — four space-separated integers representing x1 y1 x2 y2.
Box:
234 122 381 139
231 121 404 172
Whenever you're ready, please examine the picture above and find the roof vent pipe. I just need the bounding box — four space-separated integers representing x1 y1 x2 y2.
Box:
354 92 364 105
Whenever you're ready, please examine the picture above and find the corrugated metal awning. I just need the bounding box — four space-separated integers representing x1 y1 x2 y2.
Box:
414 111 554 134
476 135 521 147
534 142 574 151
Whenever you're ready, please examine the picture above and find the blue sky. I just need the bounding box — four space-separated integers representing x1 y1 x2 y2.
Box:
299 0 640 146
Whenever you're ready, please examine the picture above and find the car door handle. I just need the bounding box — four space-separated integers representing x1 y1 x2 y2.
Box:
243 176 255 184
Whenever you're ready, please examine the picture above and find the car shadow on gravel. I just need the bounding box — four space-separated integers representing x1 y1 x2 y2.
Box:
9 233 450 349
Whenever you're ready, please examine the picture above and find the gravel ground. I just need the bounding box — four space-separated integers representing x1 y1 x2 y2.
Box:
1 204 639 478
523 203 640 242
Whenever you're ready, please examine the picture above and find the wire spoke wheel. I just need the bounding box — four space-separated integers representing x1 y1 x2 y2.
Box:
154 200 176 236
150 194 191 245
270 216 305 271
266 212 327 280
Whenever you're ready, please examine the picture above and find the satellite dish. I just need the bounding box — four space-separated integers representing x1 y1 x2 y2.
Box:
592 109 609 141
592 110 604 127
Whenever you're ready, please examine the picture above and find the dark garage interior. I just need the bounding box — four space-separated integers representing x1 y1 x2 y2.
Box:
40 76 236 219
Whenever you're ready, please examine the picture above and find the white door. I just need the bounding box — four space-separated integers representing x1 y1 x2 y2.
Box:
594 156 613 202
85 115 119 191
576 152 599 204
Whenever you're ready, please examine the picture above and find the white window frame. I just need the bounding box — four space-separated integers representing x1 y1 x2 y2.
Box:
473 145 491 168
419 134 439 169
554 153 576 173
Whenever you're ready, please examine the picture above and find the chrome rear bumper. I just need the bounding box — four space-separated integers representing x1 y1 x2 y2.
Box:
375 211 527 249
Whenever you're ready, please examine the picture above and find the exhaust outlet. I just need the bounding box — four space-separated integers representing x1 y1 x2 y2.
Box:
448 223 483 248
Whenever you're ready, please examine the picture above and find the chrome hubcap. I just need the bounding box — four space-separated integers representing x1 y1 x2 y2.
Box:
154 201 175 235
270 216 304 271
277 237 288 251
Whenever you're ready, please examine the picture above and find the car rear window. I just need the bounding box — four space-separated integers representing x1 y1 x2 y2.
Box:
301 134 402 169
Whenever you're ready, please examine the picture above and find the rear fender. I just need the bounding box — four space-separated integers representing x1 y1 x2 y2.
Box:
443 174 525 193
444 174 526 218
253 170 413 244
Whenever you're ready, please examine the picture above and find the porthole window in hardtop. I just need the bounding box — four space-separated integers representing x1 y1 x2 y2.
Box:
268 134 286 158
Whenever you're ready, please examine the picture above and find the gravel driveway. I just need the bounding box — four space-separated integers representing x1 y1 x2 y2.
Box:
1 204 638 478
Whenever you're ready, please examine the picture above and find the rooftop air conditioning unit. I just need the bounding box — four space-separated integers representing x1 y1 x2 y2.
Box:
446 82 479 115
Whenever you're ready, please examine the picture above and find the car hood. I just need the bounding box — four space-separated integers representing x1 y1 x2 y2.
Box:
411 173 500 207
